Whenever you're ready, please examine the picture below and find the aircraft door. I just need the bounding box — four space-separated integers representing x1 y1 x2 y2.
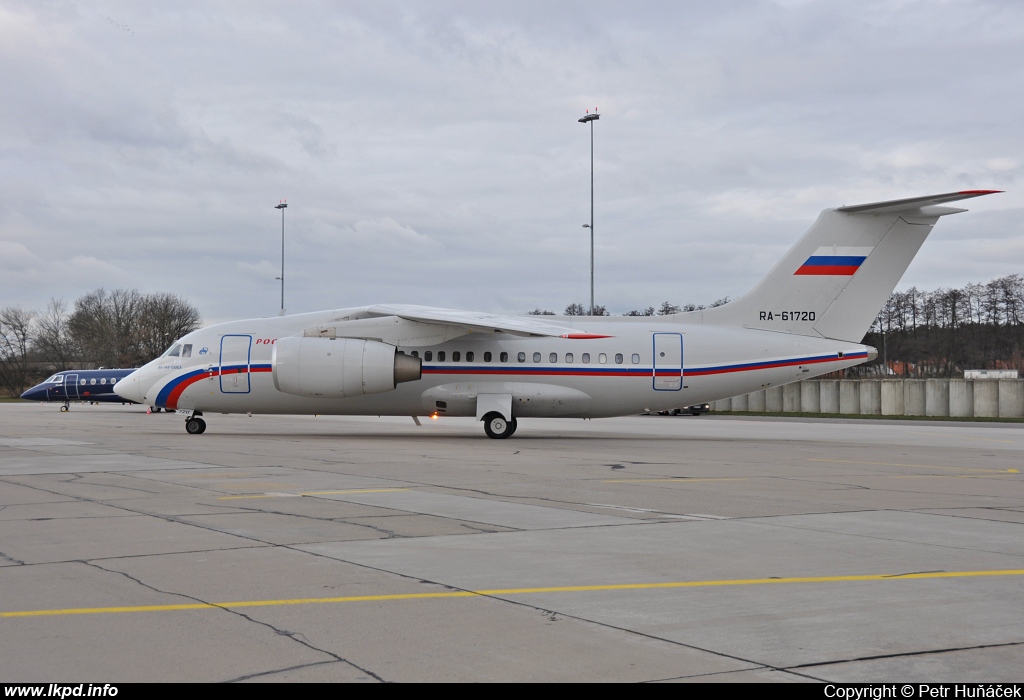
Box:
219 335 252 393
652 333 683 391
64 374 80 399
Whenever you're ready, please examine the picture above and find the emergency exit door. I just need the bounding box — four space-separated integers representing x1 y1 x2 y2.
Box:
652 333 683 391
219 335 252 393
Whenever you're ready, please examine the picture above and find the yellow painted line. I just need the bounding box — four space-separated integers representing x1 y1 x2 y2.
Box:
6 568 1023 619
217 488 410 501
810 459 1018 474
603 478 747 483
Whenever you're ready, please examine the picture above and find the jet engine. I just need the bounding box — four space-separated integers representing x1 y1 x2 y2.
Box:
272 337 421 398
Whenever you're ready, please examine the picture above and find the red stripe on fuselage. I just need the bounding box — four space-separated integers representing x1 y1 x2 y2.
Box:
794 265 859 276
164 366 272 409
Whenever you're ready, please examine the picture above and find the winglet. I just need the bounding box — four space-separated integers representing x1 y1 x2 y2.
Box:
836 190 1002 214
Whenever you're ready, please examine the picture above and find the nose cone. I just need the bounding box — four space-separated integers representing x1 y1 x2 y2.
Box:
866 346 879 362
114 371 147 404
20 385 46 401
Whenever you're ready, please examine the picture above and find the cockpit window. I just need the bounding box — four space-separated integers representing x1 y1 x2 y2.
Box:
161 344 182 357
46 374 63 383
181 344 192 358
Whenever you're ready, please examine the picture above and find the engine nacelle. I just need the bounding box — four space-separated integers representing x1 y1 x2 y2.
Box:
272 337 421 398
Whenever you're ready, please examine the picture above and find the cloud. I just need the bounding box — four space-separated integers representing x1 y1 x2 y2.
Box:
0 1 1021 320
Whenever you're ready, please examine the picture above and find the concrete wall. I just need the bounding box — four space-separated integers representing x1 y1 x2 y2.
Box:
905 381 926 417
999 380 1024 417
783 383 801 412
949 379 973 418
881 380 904 416
839 380 860 414
974 380 999 418
717 378 1024 418
820 380 839 414
926 379 950 417
748 390 766 412
860 381 881 415
801 381 820 414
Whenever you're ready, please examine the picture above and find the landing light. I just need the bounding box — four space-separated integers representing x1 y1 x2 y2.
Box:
431 413 438 420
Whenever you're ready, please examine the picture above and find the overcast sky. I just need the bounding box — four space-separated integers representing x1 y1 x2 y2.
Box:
2 0 1022 324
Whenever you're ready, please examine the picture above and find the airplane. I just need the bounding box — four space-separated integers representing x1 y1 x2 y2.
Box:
114 190 1000 438
21 368 141 412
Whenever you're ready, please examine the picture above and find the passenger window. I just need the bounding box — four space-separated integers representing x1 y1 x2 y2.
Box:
501 352 509 362
453 351 461 362
517 352 526 363
533 352 541 363
484 352 492 362
615 353 623 364
632 353 640 364
466 351 474 362
181 344 192 358
411 351 419 357
100 378 106 385
565 353 573 363
425 351 432 361
599 353 607 364
549 352 557 363
90 378 97 385
582 353 590 364
438 351 446 362
80 379 86 385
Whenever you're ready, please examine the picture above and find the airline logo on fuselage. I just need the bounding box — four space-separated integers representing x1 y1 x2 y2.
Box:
794 246 873 276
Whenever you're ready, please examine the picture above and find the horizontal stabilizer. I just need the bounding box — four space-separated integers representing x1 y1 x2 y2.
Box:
836 190 1001 215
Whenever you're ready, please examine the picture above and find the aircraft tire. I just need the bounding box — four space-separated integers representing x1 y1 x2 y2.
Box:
150 406 162 413
483 412 516 439
185 418 207 435
60 405 69 413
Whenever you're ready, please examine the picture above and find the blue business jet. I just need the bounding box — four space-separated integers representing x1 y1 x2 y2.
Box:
21 368 146 412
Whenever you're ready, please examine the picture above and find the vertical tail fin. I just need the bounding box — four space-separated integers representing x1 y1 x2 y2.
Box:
693 191 1000 342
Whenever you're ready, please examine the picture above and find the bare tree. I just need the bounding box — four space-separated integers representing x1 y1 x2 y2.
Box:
527 309 556 316
624 307 655 317
0 306 36 396
658 302 682 315
34 298 79 369
564 303 586 316
69 288 201 367
137 293 203 360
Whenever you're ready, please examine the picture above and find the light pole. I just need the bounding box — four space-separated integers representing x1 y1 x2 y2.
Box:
275 200 288 314
578 109 599 316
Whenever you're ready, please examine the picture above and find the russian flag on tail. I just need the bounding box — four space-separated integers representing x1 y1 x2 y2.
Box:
794 246 874 276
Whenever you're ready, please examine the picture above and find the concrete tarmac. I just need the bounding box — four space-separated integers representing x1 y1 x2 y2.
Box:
1 403 1023 682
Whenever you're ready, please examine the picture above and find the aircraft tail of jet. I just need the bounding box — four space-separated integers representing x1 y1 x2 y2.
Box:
690 190 1001 342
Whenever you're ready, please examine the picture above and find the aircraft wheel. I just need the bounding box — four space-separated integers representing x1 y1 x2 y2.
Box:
185 418 207 435
483 412 516 439
60 405 69 413
150 406 162 413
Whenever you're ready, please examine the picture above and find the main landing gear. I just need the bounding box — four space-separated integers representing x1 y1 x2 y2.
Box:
185 412 206 435
60 403 69 413
482 412 517 439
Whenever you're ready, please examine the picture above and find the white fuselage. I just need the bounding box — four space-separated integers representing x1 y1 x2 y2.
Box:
119 308 874 419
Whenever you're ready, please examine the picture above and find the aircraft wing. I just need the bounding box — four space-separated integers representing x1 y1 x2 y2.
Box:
364 304 582 338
